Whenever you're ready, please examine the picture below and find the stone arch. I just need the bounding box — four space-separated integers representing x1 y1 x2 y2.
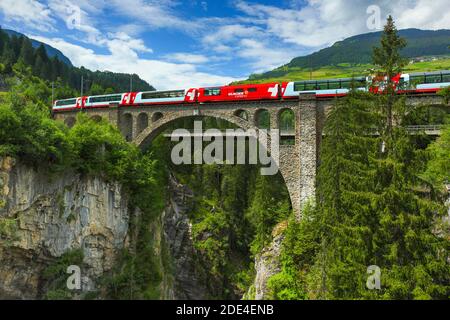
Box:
64 116 76 128
234 109 249 121
254 109 270 129
278 108 296 134
133 110 294 212
120 113 133 142
137 113 149 135
136 110 257 150
152 112 164 123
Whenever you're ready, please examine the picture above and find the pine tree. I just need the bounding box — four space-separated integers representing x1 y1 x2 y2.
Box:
270 17 450 300
372 15 407 136
311 91 381 299
19 37 35 66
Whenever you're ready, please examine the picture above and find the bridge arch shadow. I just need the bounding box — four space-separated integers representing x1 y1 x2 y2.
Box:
254 108 270 129
134 111 293 211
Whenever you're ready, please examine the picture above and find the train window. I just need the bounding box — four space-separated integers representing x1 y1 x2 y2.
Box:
410 75 425 84
442 72 450 82
170 91 185 98
89 95 122 103
234 88 244 93
328 81 341 89
293 82 306 91
316 82 328 90
56 99 77 106
341 81 352 89
355 78 367 87
304 82 317 90
248 88 257 92
204 88 221 96
142 90 184 99
426 74 443 83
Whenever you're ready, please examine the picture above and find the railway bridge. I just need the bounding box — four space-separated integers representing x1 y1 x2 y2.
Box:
53 93 447 219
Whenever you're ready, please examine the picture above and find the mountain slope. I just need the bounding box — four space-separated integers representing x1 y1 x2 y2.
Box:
248 29 450 81
0 28 155 93
4 29 72 66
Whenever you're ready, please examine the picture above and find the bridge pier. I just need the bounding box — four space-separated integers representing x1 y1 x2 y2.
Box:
277 94 318 220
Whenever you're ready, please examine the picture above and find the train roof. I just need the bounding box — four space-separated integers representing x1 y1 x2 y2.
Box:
293 76 366 83
409 70 450 76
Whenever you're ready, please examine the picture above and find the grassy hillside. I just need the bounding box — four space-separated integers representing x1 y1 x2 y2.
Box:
238 28 450 84
234 57 450 84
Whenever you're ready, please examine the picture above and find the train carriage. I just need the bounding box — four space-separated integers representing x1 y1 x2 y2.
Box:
406 70 450 93
197 83 280 103
133 88 198 106
53 97 86 111
84 93 126 108
282 77 367 98
52 70 450 113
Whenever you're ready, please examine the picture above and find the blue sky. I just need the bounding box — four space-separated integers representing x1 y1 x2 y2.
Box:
0 0 449 90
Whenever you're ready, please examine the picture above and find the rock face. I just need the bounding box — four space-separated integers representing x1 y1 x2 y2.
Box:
162 175 209 300
0 158 129 299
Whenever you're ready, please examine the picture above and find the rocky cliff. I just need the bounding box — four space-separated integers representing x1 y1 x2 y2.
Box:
0 157 217 300
0 156 286 300
0 157 129 299
162 174 210 300
246 221 287 300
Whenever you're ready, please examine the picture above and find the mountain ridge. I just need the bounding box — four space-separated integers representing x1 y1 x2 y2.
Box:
248 28 450 81
3 29 72 66
0 28 155 93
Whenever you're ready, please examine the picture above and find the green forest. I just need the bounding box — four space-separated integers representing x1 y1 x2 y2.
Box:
0 27 154 98
0 17 449 300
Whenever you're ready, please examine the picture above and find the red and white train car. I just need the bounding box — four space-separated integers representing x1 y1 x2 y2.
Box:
52 70 450 112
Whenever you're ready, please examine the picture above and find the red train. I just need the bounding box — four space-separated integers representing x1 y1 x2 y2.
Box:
52 71 450 112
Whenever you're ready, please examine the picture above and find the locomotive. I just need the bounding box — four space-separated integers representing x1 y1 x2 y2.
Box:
52 70 450 112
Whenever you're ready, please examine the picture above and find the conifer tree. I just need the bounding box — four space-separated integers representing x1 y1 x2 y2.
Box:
373 15 407 136
270 16 449 300
19 37 35 66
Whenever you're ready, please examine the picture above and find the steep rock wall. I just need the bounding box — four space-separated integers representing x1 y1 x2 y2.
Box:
0 157 129 299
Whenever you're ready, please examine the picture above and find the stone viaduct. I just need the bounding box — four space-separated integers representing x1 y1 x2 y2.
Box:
53 93 447 219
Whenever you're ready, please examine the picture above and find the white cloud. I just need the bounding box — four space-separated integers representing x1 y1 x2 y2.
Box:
238 39 298 73
165 53 209 64
234 0 450 48
108 0 200 31
0 0 55 31
29 36 238 90
393 0 450 30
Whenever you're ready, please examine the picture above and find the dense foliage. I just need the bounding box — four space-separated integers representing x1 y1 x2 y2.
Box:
267 18 450 300
0 63 167 299
0 27 154 95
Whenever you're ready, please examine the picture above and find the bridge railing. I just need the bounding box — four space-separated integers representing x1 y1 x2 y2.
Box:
162 125 443 139
404 125 443 133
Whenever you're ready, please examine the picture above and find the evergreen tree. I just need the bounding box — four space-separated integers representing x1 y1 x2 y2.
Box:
19 37 35 66
269 16 449 300
372 15 407 136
